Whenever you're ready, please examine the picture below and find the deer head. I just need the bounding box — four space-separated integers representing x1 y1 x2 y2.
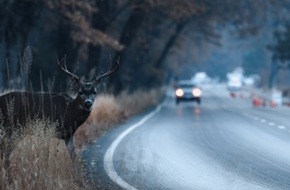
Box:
57 58 119 111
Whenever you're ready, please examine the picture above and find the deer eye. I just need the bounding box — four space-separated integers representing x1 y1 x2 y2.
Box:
79 91 84 95
93 91 97 95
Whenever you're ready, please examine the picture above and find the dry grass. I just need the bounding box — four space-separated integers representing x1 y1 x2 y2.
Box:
88 94 126 126
74 88 163 151
117 89 161 117
9 117 59 150
0 116 85 190
8 137 82 190
22 117 58 138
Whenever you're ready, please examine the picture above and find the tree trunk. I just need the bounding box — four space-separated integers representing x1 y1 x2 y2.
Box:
7 40 22 89
109 7 145 93
268 59 279 89
155 19 189 69
0 37 7 89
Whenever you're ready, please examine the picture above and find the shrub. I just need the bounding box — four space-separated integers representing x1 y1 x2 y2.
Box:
0 116 85 190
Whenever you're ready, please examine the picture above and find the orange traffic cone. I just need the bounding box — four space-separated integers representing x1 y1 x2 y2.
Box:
270 100 276 108
252 97 263 107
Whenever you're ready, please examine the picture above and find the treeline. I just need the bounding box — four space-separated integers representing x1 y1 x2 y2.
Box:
1 0 290 93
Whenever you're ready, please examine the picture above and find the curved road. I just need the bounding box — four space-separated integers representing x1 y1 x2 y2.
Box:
83 85 290 190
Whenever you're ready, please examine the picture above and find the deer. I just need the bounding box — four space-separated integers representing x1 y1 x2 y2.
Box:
0 59 119 144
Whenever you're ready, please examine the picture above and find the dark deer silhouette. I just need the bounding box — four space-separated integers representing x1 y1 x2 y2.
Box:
0 59 119 143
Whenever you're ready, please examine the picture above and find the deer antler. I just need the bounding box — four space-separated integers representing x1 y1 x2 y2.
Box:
57 57 80 84
94 59 119 83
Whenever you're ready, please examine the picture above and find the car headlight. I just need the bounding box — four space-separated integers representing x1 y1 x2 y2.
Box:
176 89 184 97
192 88 202 97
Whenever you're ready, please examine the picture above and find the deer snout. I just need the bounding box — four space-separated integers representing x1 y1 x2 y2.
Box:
84 100 93 110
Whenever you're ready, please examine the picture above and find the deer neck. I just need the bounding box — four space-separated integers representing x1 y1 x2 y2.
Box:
63 95 91 141
70 95 91 122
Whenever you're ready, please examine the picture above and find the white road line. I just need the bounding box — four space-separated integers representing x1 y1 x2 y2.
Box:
254 116 260 120
278 125 286 130
260 119 266 123
104 103 164 190
268 122 275 126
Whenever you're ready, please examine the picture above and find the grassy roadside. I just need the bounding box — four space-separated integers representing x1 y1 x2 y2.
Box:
0 116 83 190
74 88 163 152
0 88 163 189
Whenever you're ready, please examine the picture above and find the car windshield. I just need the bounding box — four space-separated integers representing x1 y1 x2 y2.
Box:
177 83 196 88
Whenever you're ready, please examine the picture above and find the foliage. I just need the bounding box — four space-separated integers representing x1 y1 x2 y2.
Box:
269 23 290 68
1 0 290 92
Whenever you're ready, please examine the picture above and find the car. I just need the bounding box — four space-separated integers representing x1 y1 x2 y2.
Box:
175 80 202 105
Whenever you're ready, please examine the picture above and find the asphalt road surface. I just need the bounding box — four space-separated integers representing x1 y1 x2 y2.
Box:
83 85 290 190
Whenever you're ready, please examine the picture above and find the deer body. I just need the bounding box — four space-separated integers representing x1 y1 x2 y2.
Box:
0 91 91 141
0 58 119 143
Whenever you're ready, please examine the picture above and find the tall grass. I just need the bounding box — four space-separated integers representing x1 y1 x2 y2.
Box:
0 115 85 190
117 89 161 117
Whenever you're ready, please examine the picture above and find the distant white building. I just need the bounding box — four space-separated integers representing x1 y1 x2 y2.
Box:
191 72 211 85
226 67 244 90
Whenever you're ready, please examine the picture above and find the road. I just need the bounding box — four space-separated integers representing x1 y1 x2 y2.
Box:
82 85 290 190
